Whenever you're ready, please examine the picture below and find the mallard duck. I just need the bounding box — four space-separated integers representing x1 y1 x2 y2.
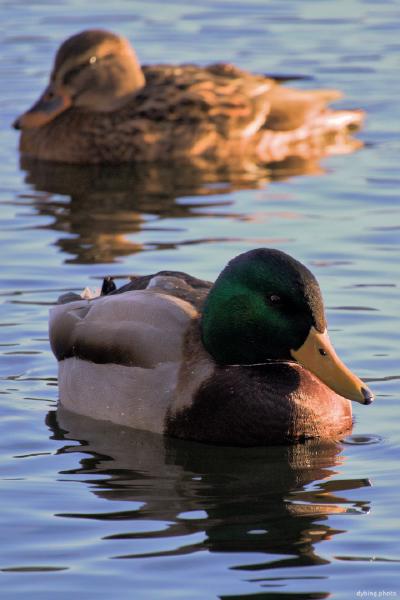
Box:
49 248 373 446
14 29 364 164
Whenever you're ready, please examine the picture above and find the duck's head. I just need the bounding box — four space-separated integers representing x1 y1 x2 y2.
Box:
202 248 374 405
13 29 145 130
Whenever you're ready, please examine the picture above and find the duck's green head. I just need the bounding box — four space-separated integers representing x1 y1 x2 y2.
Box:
201 248 374 405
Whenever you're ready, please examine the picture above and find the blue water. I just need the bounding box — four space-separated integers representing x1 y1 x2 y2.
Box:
0 1 399 598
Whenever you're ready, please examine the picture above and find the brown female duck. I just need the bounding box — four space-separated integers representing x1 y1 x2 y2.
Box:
14 29 364 164
49 248 374 446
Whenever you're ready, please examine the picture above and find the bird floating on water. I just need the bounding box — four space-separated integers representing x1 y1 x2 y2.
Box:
14 29 364 164
49 248 374 446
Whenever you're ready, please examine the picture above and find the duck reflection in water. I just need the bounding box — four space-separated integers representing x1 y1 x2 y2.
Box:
48 407 371 579
21 146 358 265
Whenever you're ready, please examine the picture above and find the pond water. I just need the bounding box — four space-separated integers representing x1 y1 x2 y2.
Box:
0 0 399 598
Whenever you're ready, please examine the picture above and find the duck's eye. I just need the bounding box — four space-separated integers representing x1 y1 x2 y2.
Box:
89 56 97 64
319 348 328 356
266 294 282 305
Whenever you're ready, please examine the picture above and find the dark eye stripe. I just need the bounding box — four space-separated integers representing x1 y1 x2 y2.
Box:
62 62 88 85
61 54 115 86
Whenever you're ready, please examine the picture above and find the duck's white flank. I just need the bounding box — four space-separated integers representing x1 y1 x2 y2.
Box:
58 357 178 432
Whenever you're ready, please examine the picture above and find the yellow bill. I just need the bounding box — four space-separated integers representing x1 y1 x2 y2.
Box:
291 327 374 405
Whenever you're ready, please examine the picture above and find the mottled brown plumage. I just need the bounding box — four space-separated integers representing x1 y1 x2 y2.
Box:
14 30 364 164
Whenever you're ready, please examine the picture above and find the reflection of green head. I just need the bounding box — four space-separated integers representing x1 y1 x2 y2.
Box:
201 248 327 365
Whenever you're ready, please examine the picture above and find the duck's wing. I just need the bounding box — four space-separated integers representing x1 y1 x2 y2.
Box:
49 286 199 368
264 85 364 131
140 63 273 140
50 271 212 366
112 270 212 311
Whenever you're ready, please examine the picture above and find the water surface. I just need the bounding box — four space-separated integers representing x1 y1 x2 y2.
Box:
0 1 399 598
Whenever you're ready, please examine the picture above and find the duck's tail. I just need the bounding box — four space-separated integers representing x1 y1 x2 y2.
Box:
309 88 343 103
307 89 365 130
320 108 365 131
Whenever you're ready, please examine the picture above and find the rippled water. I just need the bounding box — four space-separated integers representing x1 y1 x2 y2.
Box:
1 1 399 598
